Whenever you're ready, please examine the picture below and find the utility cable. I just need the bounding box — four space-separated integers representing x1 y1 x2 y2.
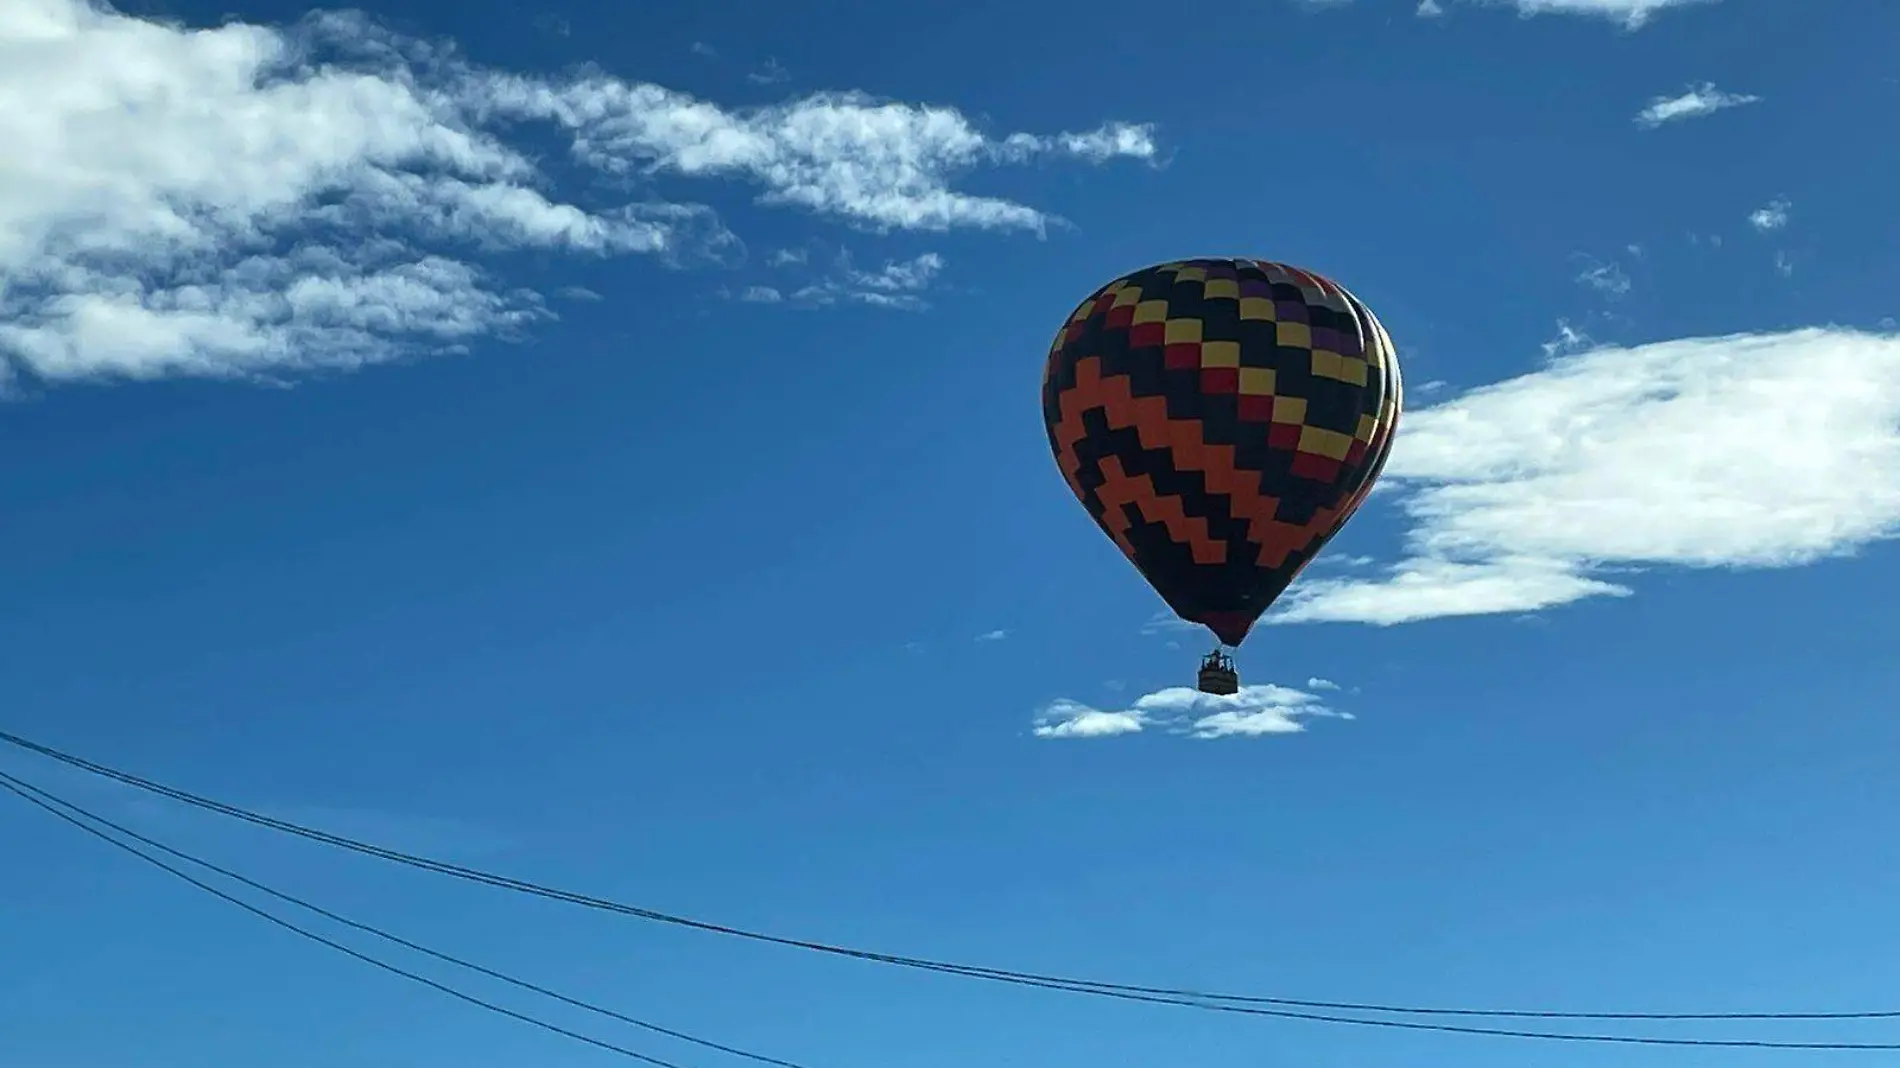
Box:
0 769 813 1068
6 728 1899 1048
0 772 719 1068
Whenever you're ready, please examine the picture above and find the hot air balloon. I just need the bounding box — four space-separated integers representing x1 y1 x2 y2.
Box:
1041 258 1402 695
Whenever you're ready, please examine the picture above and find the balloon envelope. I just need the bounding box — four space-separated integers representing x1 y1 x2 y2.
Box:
1041 258 1403 646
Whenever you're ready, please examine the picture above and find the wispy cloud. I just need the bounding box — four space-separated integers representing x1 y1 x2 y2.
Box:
1635 83 1761 128
1417 0 1446 15
1575 259 1631 297
747 58 789 85
1430 0 1721 28
1302 552 1377 575
1543 319 1593 357
485 84 1157 234
1034 700 1147 738
1307 677 1340 691
0 0 1154 390
1272 328 1900 626
1034 681 1351 740
976 629 1009 642
1140 610 1203 637
737 251 946 310
820 252 946 308
1749 198 1791 233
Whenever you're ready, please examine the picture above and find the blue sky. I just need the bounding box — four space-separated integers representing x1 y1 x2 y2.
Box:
4 0 1900 1066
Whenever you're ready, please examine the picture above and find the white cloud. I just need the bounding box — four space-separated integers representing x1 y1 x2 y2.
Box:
1774 251 1794 277
1417 0 1446 15
1749 198 1791 233
1140 610 1202 636
1543 319 1592 357
1185 687 1352 738
976 629 1008 642
0 0 1152 388
1033 700 1147 739
747 58 789 85
753 251 946 310
1314 553 1376 570
1635 83 1761 128
1307 677 1340 691
481 81 1156 234
1034 682 1350 740
841 252 944 298
1441 0 1720 28
738 285 783 303
1273 328 1900 625
1046 124 1161 165
1575 260 1630 297
1277 557 1630 625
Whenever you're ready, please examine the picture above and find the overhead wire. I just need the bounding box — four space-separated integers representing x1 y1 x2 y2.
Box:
11 770 1895 1053
0 771 712 1068
6 728 1900 1050
0 769 814 1068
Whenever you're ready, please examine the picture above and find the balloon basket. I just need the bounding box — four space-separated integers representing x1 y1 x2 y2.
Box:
1196 649 1240 696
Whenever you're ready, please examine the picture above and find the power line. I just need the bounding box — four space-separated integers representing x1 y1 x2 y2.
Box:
12 771 1892 1054
5 728 1898 1050
0 771 711 1068
0 770 813 1068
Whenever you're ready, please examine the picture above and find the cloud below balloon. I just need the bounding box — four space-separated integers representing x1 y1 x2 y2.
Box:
1033 682 1352 740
